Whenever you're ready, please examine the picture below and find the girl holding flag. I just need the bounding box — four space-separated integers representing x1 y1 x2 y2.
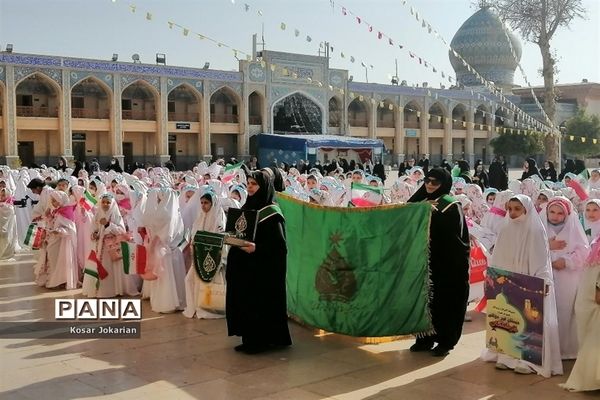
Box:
70 186 94 276
82 193 138 297
34 190 78 289
0 187 18 261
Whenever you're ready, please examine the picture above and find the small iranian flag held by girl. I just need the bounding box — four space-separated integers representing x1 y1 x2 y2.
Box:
221 162 244 184
24 223 45 250
350 183 383 207
120 241 147 275
79 190 97 211
82 250 109 290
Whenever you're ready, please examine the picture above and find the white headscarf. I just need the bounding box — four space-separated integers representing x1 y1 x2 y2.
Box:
143 188 184 248
540 196 589 262
581 198 600 243
229 184 248 206
490 194 552 281
94 193 124 230
90 179 107 202
508 180 521 194
465 184 489 224
192 191 226 234
390 178 414 204
481 190 513 236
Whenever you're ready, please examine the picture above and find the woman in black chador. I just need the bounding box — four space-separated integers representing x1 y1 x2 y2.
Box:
226 169 292 354
408 168 470 357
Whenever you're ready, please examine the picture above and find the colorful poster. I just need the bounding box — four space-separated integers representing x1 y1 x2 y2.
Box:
485 267 545 366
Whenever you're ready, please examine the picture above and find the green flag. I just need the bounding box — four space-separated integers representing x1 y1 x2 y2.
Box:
277 193 433 337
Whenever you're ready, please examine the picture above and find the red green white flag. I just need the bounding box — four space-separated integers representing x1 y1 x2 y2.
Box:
120 242 147 275
221 162 244 184
24 223 45 249
79 190 97 211
350 183 383 207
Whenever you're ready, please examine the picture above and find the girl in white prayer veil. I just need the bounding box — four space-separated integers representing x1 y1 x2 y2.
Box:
82 193 138 297
143 188 186 313
480 190 513 236
230 184 248 206
13 170 31 247
34 190 78 289
481 194 563 377
0 188 17 260
183 190 227 319
89 179 107 203
560 233 600 392
541 196 589 359
70 185 94 275
581 199 600 243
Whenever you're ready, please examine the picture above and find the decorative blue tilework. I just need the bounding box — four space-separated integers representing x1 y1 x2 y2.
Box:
0 66 5 83
14 66 62 86
248 63 266 83
0 54 61 66
166 78 203 95
0 53 242 82
70 71 114 90
210 82 242 97
121 75 160 93
329 71 345 88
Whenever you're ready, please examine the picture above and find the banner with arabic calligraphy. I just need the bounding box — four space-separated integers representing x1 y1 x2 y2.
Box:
484 267 545 366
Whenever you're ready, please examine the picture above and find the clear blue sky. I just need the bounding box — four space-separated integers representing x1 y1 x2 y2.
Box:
1 0 598 88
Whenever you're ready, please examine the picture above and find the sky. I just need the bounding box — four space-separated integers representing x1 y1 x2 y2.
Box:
1 0 598 89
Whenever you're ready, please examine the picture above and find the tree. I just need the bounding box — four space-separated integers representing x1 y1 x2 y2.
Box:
492 0 586 165
490 132 545 157
562 110 600 157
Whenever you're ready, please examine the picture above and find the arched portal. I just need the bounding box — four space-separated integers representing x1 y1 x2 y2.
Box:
15 73 62 166
452 104 467 130
428 102 446 129
71 77 113 164
272 92 323 134
348 98 369 127
121 81 157 120
329 96 342 128
168 84 201 122
71 77 111 119
377 99 395 128
210 87 240 123
248 91 264 126
16 73 60 118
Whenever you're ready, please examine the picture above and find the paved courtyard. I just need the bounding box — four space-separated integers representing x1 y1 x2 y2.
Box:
0 250 595 400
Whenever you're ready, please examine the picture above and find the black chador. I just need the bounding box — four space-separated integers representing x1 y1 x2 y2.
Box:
226 169 292 354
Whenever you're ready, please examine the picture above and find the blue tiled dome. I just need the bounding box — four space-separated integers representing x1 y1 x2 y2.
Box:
449 7 522 89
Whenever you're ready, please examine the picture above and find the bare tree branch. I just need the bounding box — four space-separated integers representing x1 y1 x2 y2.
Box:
488 0 586 164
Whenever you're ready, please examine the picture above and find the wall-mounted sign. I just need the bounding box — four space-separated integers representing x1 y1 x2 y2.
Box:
72 133 86 141
176 123 190 130
405 129 418 138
